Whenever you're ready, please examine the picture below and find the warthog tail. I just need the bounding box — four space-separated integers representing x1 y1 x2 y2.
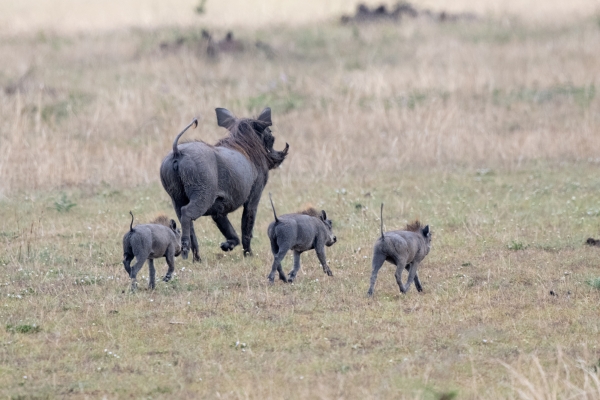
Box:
172 117 199 159
380 203 384 240
129 211 135 232
269 192 279 223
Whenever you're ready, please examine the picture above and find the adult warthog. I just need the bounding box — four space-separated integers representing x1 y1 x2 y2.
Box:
160 107 289 261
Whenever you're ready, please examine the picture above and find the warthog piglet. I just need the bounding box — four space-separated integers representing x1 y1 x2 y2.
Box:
368 204 431 296
122 212 182 290
267 194 337 283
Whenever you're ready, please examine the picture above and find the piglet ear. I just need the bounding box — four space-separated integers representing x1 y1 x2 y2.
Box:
320 210 327 221
257 107 272 126
170 220 177 231
216 108 236 129
422 225 430 237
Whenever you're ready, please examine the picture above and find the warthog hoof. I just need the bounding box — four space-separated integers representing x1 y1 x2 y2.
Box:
162 274 172 282
326 270 333 277
181 249 189 260
367 290 374 297
220 241 236 252
192 251 201 263
243 249 253 257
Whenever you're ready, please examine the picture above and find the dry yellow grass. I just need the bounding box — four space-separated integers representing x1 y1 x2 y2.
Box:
1 17 599 194
0 1 599 399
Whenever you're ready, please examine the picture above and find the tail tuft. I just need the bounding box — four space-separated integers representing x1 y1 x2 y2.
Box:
172 117 199 160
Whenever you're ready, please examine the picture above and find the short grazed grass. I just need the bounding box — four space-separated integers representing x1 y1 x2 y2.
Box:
1 1 600 398
1 164 600 398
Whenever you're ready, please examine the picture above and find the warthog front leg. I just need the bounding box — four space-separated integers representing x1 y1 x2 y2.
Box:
403 261 420 293
241 199 259 256
394 256 410 293
405 263 423 292
163 246 176 283
315 246 333 277
190 224 201 262
212 214 240 252
367 251 387 296
414 272 423 292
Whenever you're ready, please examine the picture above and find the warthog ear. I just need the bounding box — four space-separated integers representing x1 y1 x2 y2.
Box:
422 225 430 237
216 108 236 129
257 107 272 126
170 219 177 231
320 210 327 221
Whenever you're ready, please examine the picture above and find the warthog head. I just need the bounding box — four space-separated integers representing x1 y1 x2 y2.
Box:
320 210 337 247
216 107 289 170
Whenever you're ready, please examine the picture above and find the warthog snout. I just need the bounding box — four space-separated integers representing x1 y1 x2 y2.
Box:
326 235 337 247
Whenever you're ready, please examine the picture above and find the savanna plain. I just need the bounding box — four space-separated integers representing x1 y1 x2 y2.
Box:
1 1 600 398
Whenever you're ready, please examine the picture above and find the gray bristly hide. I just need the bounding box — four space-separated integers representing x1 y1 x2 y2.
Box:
122 212 182 291
367 204 431 296
160 107 289 261
267 194 337 283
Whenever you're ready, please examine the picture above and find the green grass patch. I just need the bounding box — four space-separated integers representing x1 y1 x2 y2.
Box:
6 324 41 334
586 277 600 290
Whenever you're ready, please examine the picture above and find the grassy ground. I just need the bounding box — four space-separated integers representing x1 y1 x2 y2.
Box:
1 164 600 398
1 2 600 399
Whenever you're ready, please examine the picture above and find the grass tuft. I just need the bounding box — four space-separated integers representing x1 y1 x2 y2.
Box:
6 324 41 334
508 240 527 251
585 277 600 290
53 193 77 213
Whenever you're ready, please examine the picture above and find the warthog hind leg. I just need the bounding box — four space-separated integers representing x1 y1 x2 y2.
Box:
287 251 302 283
367 251 387 296
212 214 240 252
148 259 156 289
394 256 410 293
180 195 213 260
